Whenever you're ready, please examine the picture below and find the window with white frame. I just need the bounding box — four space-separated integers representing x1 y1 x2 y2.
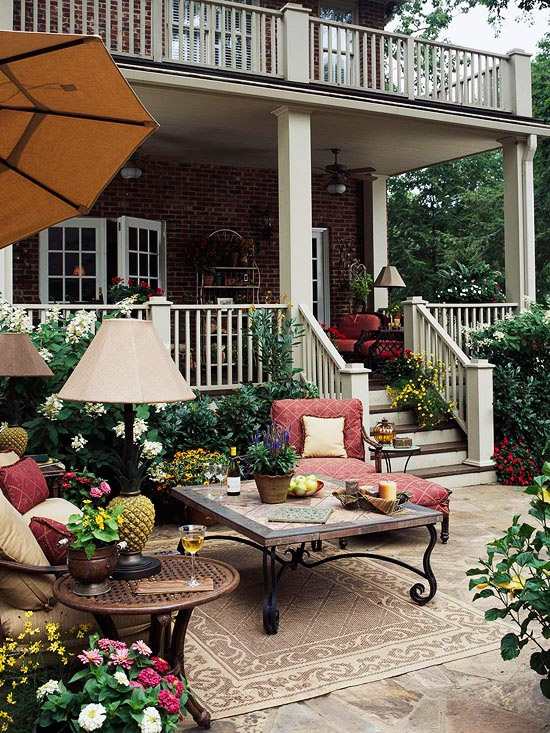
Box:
39 217 165 303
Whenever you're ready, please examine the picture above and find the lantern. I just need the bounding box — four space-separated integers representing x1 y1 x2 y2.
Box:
372 418 395 445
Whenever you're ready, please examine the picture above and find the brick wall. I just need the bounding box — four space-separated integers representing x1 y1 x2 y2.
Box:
13 157 363 320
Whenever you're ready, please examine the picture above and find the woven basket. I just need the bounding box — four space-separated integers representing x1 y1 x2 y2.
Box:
254 473 293 504
333 487 409 515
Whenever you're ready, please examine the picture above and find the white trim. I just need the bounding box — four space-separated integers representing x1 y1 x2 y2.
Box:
0 246 13 303
312 227 330 324
116 216 165 291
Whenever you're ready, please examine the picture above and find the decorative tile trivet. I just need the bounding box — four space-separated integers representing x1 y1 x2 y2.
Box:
268 506 333 524
134 578 214 594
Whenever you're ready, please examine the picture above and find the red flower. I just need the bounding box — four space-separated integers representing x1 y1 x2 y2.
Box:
154 288 164 296
111 276 124 285
151 656 170 674
157 689 181 714
65 471 76 479
136 668 161 688
164 674 185 697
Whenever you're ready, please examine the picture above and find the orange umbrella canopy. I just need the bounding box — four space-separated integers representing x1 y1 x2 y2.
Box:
0 31 158 248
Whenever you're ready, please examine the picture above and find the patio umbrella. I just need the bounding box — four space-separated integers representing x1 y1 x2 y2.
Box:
0 31 158 248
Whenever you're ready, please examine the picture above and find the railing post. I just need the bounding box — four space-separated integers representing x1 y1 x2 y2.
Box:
339 363 371 431
148 296 172 351
0 2 13 29
280 3 311 83
464 358 495 467
402 296 427 352
405 37 415 100
503 49 532 116
151 0 164 62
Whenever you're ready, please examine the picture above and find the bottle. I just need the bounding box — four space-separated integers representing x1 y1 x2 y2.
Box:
227 447 241 496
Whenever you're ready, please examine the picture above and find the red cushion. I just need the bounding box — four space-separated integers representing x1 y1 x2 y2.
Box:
334 338 357 353
272 399 365 460
0 458 49 514
298 457 377 480
29 517 73 564
355 339 376 356
336 314 381 339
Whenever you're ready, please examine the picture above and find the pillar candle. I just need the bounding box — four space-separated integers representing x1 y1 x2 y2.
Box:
378 480 397 501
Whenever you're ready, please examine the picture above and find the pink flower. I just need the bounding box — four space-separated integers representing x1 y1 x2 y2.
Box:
157 689 181 715
98 638 126 652
151 656 170 674
164 674 185 697
77 649 103 666
136 668 161 688
109 648 133 670
90 486 103 498
99 481 111 496
131 640 152 657
129 681 143 688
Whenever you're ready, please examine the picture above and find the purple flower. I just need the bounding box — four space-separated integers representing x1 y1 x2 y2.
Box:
109 648 133 669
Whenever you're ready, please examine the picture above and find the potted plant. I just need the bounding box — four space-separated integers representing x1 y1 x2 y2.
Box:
66 493 125 597
35 635 188 732
245 424 298 504
348 261 373 313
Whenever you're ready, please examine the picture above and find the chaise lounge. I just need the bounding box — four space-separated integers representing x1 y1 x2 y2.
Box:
271 398 450 542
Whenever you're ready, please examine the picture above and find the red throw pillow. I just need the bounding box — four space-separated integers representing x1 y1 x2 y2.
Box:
0 457 49 514
29 517 73 565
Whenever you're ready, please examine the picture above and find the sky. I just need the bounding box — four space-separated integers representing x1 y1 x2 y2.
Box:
441 6 548 55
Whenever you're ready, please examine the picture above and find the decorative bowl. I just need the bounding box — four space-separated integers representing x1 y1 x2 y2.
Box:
288 479 324 498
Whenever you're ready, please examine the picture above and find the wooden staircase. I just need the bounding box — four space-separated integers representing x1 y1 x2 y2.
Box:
368 379 496 489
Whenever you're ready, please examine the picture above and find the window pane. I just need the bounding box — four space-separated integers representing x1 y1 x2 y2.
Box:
139 253 148 276
82 279 96 302
48 252 63 275
129 252 138 276
149 255 158 277
49 278 63 301
65 279 79 302
139 229 148 252
82 253 96 276
149 278 158 291
81 228 96 251
48 228 63 250
129 227 138 251
65 252 80 275
149 230 158 253
65 228 80 251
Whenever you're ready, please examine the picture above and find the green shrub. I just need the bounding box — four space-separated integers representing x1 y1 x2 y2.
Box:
435 261 505 303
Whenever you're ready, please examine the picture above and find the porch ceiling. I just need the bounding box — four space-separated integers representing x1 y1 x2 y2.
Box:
133 83 505 176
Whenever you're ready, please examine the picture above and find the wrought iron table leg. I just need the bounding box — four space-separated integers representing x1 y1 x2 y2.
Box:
172 608 211 729
385 454 392 472
311 540 322 552
403 453 412 473
262 546 280 634
409 524 437 605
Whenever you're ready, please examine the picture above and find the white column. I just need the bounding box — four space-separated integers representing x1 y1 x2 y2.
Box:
363 176 389 311
148 296 172 351
0 247 13 304
464 359 495 468
402 296 426 352
0 3 13 29
502 135 537 309
340 363 371 432
504 49 532 117
273 106 313 312
280 3 311 83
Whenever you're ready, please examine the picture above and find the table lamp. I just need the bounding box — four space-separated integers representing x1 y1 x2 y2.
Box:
58 319 195 579
373 265 406 290
0 333 53 450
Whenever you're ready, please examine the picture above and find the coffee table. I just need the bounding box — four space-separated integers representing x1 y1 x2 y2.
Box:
171 478 442 635
54 555 240 729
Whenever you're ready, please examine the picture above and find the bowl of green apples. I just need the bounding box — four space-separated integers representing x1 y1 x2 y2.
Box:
288 474 323 498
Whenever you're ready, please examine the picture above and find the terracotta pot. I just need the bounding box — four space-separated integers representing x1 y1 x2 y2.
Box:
254 473 293 504
67 544 119 597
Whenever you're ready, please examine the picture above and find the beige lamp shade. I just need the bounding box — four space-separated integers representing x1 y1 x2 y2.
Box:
374 266 406 288
0 333 53 377
58 319 195 404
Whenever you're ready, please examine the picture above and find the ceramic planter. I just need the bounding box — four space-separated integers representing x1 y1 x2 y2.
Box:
67 544 119 597
254 473 293 504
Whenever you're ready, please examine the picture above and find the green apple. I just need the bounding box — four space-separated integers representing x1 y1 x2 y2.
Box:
305 476 318 494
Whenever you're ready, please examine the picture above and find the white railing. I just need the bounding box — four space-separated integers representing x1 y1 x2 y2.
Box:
166 0 282 76
21 303 150 328
427 302 518 353
170 303 287 391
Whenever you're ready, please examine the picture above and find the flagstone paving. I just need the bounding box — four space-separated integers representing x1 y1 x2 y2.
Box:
166 484 549 733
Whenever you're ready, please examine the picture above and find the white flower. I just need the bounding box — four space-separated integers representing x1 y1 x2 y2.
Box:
113 418 148 442
36 679 61 700
38 394 63 420
114 294 140 315
38 348 53 363
71 434 88 451
141 440 163 460
83 402 107 416
493 330 505 341
78 703 107 731
0 301 33 333
153 403 167 413
139 707 162 733
45 307 61 324
114 669 130 686
65 310 97 344
148 464 170 482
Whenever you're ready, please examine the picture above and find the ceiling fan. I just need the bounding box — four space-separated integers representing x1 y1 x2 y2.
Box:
319 148 377 194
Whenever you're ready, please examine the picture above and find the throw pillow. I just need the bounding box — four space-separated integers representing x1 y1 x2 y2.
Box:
0 457 49 514
29 517 73 565
302 416 347 458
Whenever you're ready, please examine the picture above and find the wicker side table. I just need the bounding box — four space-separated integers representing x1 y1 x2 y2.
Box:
54 554 240 729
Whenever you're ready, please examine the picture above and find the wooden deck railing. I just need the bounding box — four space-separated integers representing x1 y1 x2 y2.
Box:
427 302 518 353
20 303 149 327
11 1 529 113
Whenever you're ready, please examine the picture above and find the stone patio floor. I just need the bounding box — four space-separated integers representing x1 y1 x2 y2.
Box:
171 484 550 733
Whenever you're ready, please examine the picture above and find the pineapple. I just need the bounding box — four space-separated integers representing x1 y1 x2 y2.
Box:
108 494 155 552
0 427 28 457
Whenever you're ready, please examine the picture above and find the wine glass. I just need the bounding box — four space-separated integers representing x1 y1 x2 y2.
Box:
214 461 228 495
204 461 216 498
179 524 206 588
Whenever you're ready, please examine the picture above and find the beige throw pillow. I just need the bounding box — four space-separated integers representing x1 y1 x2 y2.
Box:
302 416 347 458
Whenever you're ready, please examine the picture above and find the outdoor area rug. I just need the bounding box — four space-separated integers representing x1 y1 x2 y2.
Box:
167 541 509 720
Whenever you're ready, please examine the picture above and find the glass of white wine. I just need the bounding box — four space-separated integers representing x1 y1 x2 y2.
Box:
179 524 206 588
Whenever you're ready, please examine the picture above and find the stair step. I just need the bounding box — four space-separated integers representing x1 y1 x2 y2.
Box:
410 463 497 489
389 423 463 446
375 441 467 471
369 406 414 427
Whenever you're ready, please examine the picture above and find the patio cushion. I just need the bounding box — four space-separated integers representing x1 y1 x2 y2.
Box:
334 338 357 353
336 313 381 339
302 416 347 458
297 457 377 480
22 497 80 526
381 473 450 514
29 517 73 565
0 457 49 514
272 399 366 461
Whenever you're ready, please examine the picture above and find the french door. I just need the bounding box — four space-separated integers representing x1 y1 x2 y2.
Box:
117 217 166 293
312 228 330 324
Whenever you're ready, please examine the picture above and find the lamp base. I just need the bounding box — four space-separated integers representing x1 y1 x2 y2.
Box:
112 551 161 580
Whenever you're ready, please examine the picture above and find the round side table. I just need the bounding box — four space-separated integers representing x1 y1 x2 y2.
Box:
54 554 239 730
370 445 421 473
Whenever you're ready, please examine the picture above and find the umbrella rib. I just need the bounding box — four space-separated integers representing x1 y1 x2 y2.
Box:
0 155 85 213
0 104 154 128
0 36 93 67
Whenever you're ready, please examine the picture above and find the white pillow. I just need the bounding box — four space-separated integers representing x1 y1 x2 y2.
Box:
302 416 347 458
